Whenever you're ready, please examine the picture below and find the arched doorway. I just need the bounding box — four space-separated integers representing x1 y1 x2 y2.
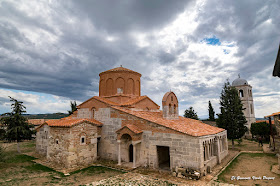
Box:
129 144 133 162
120 134 132 163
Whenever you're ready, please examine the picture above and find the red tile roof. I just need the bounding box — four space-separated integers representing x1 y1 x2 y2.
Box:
99 66 141 76
116 124 143 134
36 117 102 130
256 120 275 124
111 106 224 137
78 95 159 108
28 119 60 126
265 112 280 118
93 96 119 106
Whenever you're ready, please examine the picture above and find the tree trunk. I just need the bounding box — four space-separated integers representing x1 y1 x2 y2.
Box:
232 139 234 149
17 141 21 154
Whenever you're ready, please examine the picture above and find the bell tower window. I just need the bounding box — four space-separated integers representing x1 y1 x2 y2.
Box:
239 90 244 97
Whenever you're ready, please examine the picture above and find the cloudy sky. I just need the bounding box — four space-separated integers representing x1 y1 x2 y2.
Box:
0 0 279 118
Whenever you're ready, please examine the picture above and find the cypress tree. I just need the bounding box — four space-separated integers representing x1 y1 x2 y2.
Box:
208 100 215 121
216 81 247 149
68 101 77 115
184 106 199 120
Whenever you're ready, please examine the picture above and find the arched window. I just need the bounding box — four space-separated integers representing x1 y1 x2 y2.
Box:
174 104 176 114
169 104 172 115
91 107 96 119
171 96 173 101
203 142 206 161
239 90 244 97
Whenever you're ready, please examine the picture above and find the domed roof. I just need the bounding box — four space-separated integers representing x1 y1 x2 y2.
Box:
232 77 248 86
99 66 141 76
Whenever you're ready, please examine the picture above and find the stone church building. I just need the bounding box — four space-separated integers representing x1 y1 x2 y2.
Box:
36 67 228 175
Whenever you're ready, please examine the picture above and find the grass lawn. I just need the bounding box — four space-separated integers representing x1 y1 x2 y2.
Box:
227 139 263 151
218 153 280 186
0 140 125 186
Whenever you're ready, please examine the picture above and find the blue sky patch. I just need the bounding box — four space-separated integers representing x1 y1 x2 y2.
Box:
223 49 230 54
202 36 221 46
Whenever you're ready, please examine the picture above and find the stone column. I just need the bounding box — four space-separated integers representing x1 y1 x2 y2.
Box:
133 144 136 168
117 140 121 165
215 137 221 164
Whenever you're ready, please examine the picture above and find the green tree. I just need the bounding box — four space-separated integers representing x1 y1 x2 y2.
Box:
216 81 247 149
68 101 77 115
250 122 276 141
184 106 199 120
208 100 215 121
0 97 33 153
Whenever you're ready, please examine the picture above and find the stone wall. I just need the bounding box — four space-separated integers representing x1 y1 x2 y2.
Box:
47 127 70 168
137 131 203 170
77 108 91 119
95 108 122 160
68 123 99 167
46 123 99 169
36 124 49 155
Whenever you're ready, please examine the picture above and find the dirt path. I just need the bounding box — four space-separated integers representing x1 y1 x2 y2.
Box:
216 153 279 186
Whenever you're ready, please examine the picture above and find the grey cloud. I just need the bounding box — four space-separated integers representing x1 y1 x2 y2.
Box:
71 0 195 33
157 51 176 64
0 0 279 118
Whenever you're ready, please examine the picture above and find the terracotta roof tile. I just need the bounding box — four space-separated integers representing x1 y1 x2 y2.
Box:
121 96 148 106
36 118 102 130
46 118 102 127
265 112 280 117
116 124 143 134
100 67 141 76
256 120 275 124
112 106 224 137
93 96 119 106
28 119 59 126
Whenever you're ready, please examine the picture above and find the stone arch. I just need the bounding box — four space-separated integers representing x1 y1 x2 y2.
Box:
106 78 114 96
135 80 140 96
116 77 125 94
127 78 135 95
99 79 105 96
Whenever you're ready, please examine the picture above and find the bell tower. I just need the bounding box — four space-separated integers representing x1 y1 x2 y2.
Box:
232 75 256 133
162 91 179 120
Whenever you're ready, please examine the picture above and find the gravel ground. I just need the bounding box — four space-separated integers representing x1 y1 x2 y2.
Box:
88 172 179 186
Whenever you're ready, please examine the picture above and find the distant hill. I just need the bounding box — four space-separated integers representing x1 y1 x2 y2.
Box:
256 118 266 120
23 113 68 119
